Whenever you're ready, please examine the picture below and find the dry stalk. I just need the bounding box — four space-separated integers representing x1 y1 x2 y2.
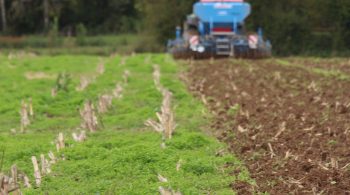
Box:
239 109 250 119
56 133 65 152
330 158 339 169
341 163 350 170
51 87 57 97
311 187 325 195
157 174 168 183
7 51 36 60
31 156 41 187
0 175 9 194
285 150 292 159
274 71 282 80
72 131 87 143
10 129 17 135
28 98 34 117
308 81 318 92
10 165 20 194
48 151 57 164
20 101 30 133
10 166 17 185
200 94 208 106
231 82 238 91
76 76 92 91
123 70 130 84
23 174 31 188
198 78 206 93
144 55 151 64
144 119 163 133
238 125 248 133
145 90 176 140
113 83 123 99
318 162 329 171
97 94 113 114
153 65 163 92
80 101 99 132
268 143 276 158
8 52 14 60
0 165 32 192
176 159 182 171
274 122 286 139
160 90 176 139
96 62 105 75
40 154 51 175
119 56 128 66
159 187 182 195
25 71 55 80
287 177 305 189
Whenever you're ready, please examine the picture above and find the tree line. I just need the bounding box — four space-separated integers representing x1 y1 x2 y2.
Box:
0 0 138 35
0 0 349 55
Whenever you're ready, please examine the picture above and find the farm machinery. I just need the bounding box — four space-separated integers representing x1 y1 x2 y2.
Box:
167 0 272 59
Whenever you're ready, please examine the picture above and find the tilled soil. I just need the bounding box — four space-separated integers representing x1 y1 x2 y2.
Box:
186 59 350 194
285 58 350 75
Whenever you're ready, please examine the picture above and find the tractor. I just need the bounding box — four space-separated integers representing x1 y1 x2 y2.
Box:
167 0 272 59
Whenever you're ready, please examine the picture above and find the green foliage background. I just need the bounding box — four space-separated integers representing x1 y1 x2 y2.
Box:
0 0 350 55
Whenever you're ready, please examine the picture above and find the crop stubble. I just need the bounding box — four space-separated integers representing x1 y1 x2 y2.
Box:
186 58 350 194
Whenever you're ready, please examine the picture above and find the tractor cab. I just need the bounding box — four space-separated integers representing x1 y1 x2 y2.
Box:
168 0 272 59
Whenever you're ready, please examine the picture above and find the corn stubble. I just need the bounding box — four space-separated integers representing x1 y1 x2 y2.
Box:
159 186 182 195
153 65 162 91
0 165 31 194
80 101 99 132
76 76 93 92
146 66 177 140
113 83 124 99
123 70 130 84
96 62 105 75
97 94 113 114
145 90 176 140
56 132 65 152
31 153 54 187
9 61 131 193
72 131 87 143
20 99 34 133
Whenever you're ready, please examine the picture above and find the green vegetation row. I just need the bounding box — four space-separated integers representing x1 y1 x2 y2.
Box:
0 53 253 194
0 34 150 56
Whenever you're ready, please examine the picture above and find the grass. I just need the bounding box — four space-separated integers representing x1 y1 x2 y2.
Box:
0 53 252 194
0 35 141 55
275 58 350 80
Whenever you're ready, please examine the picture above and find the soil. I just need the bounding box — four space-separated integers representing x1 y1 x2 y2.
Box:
285 58 350 75
186 58 350 194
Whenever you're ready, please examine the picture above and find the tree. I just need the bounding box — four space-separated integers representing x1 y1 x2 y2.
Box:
0 0 6 32
43 0 49 31
136 0 197 43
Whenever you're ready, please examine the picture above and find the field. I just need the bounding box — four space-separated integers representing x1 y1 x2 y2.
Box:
187 57 350 194
0 52 349 194
0 35 159 56
0 53 255 194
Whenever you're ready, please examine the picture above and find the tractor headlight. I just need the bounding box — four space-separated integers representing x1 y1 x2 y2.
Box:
190 45 197 51
197 45 205 53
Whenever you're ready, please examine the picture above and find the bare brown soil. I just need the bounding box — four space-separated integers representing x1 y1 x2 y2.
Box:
186 59 350 194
